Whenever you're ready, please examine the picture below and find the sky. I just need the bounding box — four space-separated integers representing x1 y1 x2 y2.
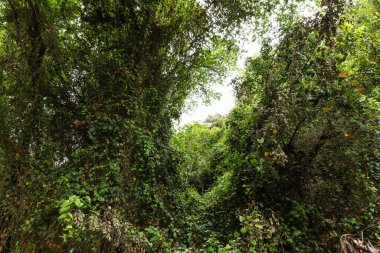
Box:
178 41 261 126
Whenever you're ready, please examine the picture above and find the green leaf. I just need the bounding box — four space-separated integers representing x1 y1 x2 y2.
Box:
58 213 68 219
59 205 71 214
74 198 83 208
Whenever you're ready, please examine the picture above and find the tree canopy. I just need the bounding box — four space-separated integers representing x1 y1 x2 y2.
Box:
0 0 379 252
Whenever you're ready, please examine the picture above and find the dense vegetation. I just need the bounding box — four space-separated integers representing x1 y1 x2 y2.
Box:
0 0 379 252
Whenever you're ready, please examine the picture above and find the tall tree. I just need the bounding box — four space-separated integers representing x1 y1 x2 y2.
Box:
0 0 279 251
225 0 380 251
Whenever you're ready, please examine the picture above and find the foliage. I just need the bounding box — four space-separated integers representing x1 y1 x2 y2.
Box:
0 0 244 251
0 0 379 252
170 120 226 192
220 0 380 251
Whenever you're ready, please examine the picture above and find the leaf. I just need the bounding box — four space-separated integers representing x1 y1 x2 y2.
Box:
240 227 247 234
339 71 349 77
74 198 83 208
250 159 258 166
65 224 73 230
323 105 334 112
355 87 365 93
59 212 73 221
150 235 158 243
59 205 71 214
61 200 70 208
58 213 68 220
85 196 91 204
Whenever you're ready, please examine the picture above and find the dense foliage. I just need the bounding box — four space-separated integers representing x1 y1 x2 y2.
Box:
0 0 379 252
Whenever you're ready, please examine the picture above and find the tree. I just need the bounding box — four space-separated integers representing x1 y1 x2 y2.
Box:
222 0 380 251
0 0 278 251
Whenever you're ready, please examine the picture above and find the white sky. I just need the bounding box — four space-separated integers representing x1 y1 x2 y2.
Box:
178 41 261 126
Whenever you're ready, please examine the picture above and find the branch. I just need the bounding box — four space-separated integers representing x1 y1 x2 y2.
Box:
285 117 306 154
